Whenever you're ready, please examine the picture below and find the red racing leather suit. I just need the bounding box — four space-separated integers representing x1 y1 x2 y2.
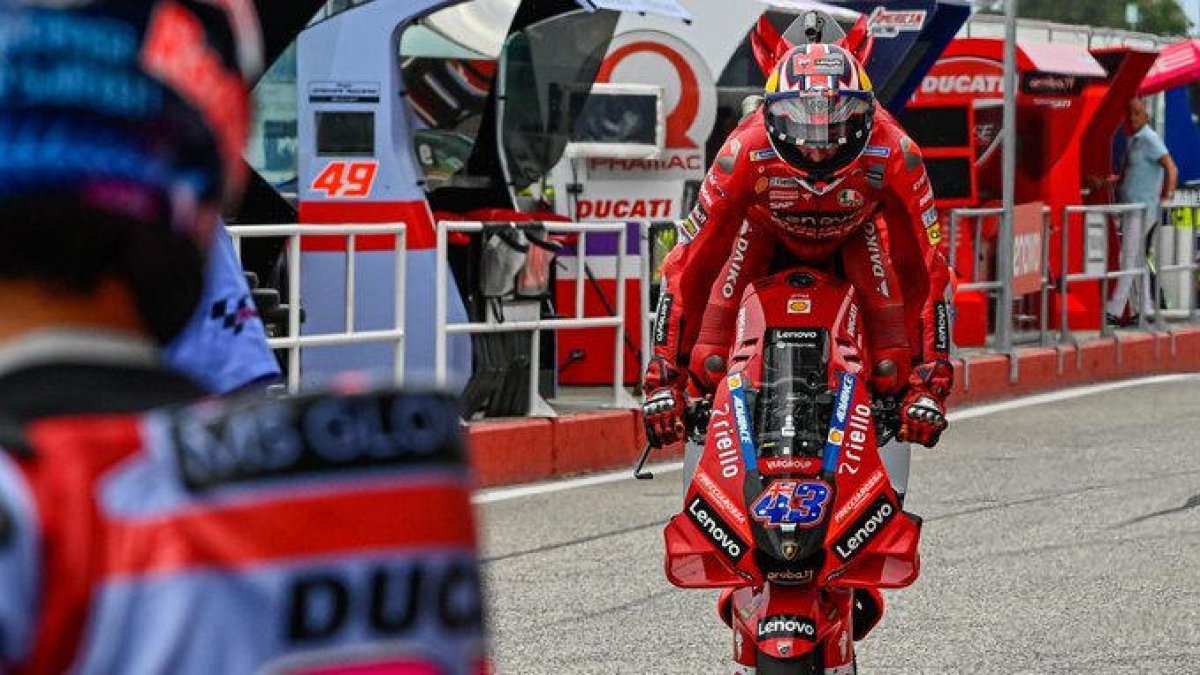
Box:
646 106 953 437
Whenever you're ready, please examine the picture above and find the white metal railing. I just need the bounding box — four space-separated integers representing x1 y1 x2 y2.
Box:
434 220 638 416
226 223 407 393
947 205 1054 352
1059 204 1151 341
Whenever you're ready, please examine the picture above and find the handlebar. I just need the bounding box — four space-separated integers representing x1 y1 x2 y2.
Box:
632 389 906 481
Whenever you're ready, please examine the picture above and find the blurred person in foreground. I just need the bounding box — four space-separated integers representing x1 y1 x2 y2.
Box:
0 2 483 673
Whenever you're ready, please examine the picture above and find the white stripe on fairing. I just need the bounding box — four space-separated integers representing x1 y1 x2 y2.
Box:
471 374 1200 504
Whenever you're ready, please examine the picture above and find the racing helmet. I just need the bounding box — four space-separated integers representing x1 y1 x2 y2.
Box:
0 0 262 343
763 44 875 180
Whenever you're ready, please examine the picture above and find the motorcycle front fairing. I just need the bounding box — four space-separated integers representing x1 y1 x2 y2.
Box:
663 268 921 591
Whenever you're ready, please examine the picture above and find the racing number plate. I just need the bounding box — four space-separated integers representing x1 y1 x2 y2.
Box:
751 479 832 529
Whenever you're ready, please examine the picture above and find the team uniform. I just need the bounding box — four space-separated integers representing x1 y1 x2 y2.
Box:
0 334 483 674
643 43 954 451
655 107 951 396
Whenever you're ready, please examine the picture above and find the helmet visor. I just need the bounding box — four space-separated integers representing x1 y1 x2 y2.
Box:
766 90 872 148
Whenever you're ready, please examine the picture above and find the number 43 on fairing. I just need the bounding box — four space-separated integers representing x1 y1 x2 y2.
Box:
751 480 832 528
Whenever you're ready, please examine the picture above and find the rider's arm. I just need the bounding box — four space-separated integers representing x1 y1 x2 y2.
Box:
839 216 913 393
650 130 755 386
0 455 40 667
879 135 953 369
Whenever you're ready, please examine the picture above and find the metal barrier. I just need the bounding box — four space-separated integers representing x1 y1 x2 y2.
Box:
226 223 408 393
1058 204 1148 343
433 220 638 416
946 206 1054 356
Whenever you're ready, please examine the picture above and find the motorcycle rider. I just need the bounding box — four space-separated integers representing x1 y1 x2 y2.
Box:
0 3 482 672
642 44 954 487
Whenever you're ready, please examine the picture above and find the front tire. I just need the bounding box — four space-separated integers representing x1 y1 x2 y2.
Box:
755 648 822 675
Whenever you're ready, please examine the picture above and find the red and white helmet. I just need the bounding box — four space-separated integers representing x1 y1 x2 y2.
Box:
764 43 876 179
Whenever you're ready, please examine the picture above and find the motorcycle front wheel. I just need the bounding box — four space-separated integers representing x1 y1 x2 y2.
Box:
755 649 822 675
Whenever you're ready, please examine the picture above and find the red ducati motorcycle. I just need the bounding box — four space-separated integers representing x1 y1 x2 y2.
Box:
635 267 923 674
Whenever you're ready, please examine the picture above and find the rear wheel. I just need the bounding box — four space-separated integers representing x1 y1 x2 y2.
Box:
755 648 822 675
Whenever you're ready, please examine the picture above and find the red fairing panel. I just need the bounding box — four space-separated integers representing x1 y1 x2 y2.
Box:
664 268 921 590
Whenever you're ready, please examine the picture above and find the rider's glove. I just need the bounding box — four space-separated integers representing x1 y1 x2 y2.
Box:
899 359 954 447
642 357 687 448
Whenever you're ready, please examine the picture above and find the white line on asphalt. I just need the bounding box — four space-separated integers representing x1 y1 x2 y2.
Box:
471 373 1200 504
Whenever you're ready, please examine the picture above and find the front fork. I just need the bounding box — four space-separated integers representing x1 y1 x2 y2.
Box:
729 584 856 673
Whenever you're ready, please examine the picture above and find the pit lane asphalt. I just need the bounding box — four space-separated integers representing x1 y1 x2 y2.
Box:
478 376 1200 673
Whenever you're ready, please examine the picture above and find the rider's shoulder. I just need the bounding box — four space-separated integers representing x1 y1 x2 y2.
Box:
717 115 775 168
867 117 925 178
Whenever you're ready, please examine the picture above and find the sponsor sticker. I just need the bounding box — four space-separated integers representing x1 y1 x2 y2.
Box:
653 294 673 345
862 145 891 158
919 188 935 207
760 456 822 475
174 392 462 492
695 471 748 525
869 7 927 37
769 177 795 188
787 295 812 314
822 372 856 474
771 190 801 201
833 494 897 562
926 223 943 245
758 615 817 641
866 166 885 190
934 301 951 351
833 468 886 525
755 177 769 193
727 373 759 472
678 217 700 243
751 148 777 162
686 495 748 563
922 206 939 228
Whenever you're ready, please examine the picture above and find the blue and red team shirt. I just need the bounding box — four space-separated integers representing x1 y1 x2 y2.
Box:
0 390 485 674
162 224 282 394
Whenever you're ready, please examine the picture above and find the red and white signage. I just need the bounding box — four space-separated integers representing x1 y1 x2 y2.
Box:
868 7 927 38
1012 202 1045 296
576 197 674 219
915 56 1004 100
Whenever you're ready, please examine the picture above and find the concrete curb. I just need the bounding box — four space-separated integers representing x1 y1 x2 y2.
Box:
467 327 1200 487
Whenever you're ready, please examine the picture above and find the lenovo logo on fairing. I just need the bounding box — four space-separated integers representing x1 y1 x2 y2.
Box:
686 496 747 562
757 615 817 641
833 495 897 562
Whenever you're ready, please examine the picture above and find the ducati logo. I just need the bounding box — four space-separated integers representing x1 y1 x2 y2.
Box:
781 541 799 560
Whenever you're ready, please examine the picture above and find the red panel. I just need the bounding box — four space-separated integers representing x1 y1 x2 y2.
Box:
552 411 641 476
467 418 555 488
297 200 436 251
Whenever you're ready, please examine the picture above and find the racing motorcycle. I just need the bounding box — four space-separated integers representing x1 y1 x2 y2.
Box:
635 266 922 674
